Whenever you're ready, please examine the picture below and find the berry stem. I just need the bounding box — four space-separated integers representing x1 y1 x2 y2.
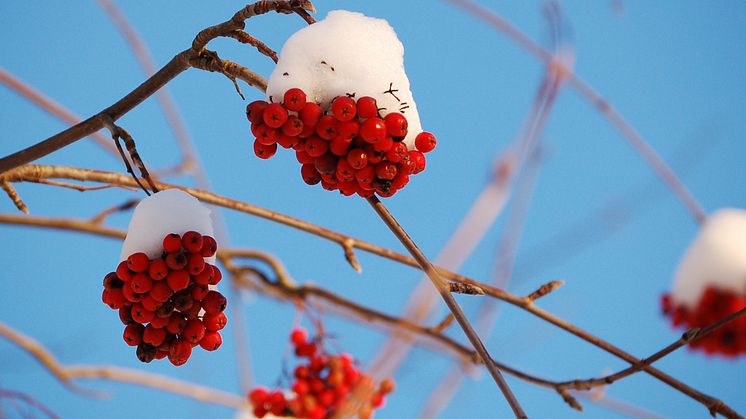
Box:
365 196 527 419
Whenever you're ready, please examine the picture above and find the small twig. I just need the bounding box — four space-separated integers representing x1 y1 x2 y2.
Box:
450 282 485 295
1 180 28 214
342 239 362 273
26 179 131 192
430 314 456 334
365 195 527 419
227 30 278 62
90 198 139 224
524 280 564 302
102 116 158 195
0 389 59 419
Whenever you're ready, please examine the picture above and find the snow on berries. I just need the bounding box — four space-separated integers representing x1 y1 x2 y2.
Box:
101 190 227 365
247 10 436 198
248 328 394 419
661 208 746 356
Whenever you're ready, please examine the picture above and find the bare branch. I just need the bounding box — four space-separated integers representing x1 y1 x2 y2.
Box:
1 180 28 214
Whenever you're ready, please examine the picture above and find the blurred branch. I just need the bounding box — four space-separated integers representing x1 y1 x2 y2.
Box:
0 320 248 409
448 0 707 224
0 388 59 419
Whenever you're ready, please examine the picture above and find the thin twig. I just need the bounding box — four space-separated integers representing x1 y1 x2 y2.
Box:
365 195 527 419
1 180 28 214
0 389 60 419
90 199 139 224
227 30 279 62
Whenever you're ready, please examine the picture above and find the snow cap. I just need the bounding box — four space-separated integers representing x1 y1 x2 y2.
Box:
671 208 746 307
120 189 215 264
266 10 423 147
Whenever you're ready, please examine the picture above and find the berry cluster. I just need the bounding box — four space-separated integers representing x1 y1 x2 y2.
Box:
661 286 746 356
248 328 394 419
101 232 228 366
247 88 437 198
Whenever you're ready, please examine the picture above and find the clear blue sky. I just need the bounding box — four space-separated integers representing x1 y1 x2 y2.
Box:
1 1 745 418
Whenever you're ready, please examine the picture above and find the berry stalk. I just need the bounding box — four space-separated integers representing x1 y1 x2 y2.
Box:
365 195 527 419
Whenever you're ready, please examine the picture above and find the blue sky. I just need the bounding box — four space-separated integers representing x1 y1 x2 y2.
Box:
1 1 745 418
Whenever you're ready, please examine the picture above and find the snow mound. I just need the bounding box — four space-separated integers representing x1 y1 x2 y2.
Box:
266 10 423 147
120 189 215 264
671 208 746 307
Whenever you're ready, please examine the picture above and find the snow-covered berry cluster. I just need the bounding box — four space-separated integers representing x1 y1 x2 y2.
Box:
102 231 227 365
661 208 746 357
248 328 394 419
247 88 436 197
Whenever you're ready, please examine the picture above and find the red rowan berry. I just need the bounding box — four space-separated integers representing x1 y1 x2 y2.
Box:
140 294 160 312
253 141 277 160
299 102 323 126
168 339 192 366
143 324 167 347
172 291 195 312
183 319 206 344
329 136 353 156
193 264 214 285
360 118 387 143
283 88 307 112
262 103 288 129
384 112 408 139
336 158 355 182
208 266 222 285
346 148 368 169
304 136 329 158
131 303 155 324
331 96 356 121
165 252 188 271
415 131 437 153
290 328 308 346
356 96 378 119
119 306 134 325
409 150 426 174
186 253 205 275
130 273 153 293
200 236 217 258
202 291 227 315
385 142 408 163
103 288 126 309
127 252 150 273
181 231 203 254
116 260 132 281
254 125 279 146
314 154 338 175
123 323 144 346
373 136 394 153
199 331 223 351
162 233 182 253
296 149 315 164
103 272 122 289
203 312 228 331
148 258 168 281
376 162 397 180
337 120 360 139
315 115 338 140
246 100 268 124
281 115 304 137
149 314 170 329
166 270 190 292
136 344 157 363
121 283 143 303
249 387 269 405
192 284 209 301
167 313 188 334
277 133 300 149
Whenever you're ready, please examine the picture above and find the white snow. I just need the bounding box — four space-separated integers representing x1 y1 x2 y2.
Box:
266 10 423 147
120 189 216 264
671 208 746 307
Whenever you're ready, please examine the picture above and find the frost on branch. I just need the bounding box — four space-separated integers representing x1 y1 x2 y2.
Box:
266 10 423 147
120 189 215 264
662 208 746 356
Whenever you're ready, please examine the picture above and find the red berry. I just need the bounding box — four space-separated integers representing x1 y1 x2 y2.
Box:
103 272 122 289
315 115 338 140
337 120 360 139
249 387 269 405
246 100 268 124
200 236 218 258
391 170 410 191
356 96 378 119
181 231 203 254
359 118 387 143
290 328 308 346
168 339 192 366
130 273 153 293
281 115 304 137
166 270 190 292
254 140 278 159
116 261 132 281
299 121 316 139
283 88 307 112
208 266 223 285
292 379 310 396
199 331 223 351
296 149 315 164
308 406 325 419
299 102 323 126
167 313 188 334
304 136 329 158
373 136 394 153
415 131 437 153
140 294 160 312
409 150 426 174
336 158 356 181
194 264 214 285
346 148 368 169
102 288 126 309
203 312 228 331
118 306 134 324
379 378 395 394
131 303 154 323
183 319 206 344
127 252 150 273
301 164 322 185
165 252 188 270
149 314 170 329
277 133 301 149
314 154 338 175
375 162 397 180
162 233 182 253
338 180 358 196
262 103 288 129
296 342 317 358
365 145 384 164
202 291 227 315
172 291 195 313
123 323 144 346
143 324 167 346
192 284 210 301
148 258 168 281
186 253 206 275
385 142 408 163
384 112 408 138
329 136 353 156
355 165 376 185
254 124 279 146
331 96 356 121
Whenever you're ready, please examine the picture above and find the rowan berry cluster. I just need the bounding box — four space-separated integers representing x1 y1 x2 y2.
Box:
247 88 437 198
248 328 394 418
662 286 746 356
101 231 228 366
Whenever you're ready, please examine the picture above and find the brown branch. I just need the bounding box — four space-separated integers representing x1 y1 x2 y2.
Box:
524 280 564 302
0 1 315 174
227 30 279 63
103 117 158 194
448 0 706 224
1 166 740 417
0 320 248 409
26 179 131 192
90 199 139 224
449 282 485 295
0 67 118 157
1 180 28 214
0 388 60 419
365 196 527 419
